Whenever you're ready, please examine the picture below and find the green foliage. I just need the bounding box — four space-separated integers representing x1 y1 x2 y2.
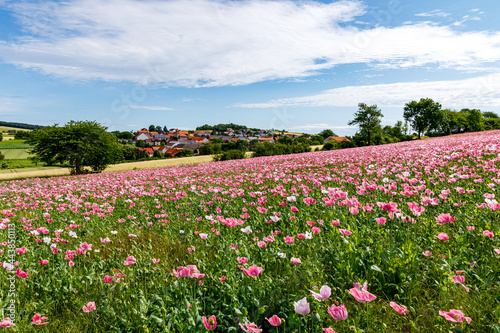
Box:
213 149 246 161
0 120 44 130
482 111 499 119
26 120 122 174
0 151 4 160
348 103 383 146
0 132 2 142
135 140 147 148
318 129 337 139
322 141 337 150
196 123 248 133
112 131 133 140
403 98 442 138
235 139 250 152
13 131 31 140
176 149 194 157
122 145 149 161
199 143 222 155
464 108 484 132
277 136 293 145
253 141 310 157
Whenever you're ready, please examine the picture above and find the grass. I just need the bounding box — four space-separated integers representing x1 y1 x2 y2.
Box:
0 148 33 159
0 126 31 132
0 140 32 149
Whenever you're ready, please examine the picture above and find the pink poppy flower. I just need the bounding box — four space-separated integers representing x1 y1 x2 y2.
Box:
436 214 455 224
339 229 352 236
452 275 470 292
199 233 208 239
83 301 96 312
219 276 226 282
389 302 407 315
152 258 160 264
32 313 48 325
422 251 432 257
123 256 137 266
38 259 49 265
332 220 340 226
0 318 13 327
100 237 111 243
375 217 386 225
311 227 321 234
79 242 93 252
104 275 113 283
202 315 217 331
290 257 302 265
284 236 295 244
265 315 282 326
494 249 500 254
257 241 267 248
187 265 205 278
16 268 29 279
349 282 377 303
436 232 449 241
310 285 331 301
294 297 310 315
239 322 263 332
439 309 471 324
483 230 494 238
173 266 190 277
69 261 74 267
243 265 263 278
323 327 338 333
15 247 28 254
467 226 475 231
229 244 238 250
327 304 348 320
291 206 298 213
237 257 248 264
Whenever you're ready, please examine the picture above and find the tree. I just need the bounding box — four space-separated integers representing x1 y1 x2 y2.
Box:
163 125 168 132
348 103 383 146
155 126 162 132
26 121 122 174
403 98 442 139
482 111 499 119
318 129 337 139
464 109 484 132
148 125 156 132
0 132 3 142
176 149 194 157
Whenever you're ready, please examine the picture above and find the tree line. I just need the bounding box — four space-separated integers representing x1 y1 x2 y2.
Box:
345 98 499 147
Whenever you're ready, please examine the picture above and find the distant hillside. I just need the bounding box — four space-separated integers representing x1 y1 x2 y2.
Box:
0 121 45 130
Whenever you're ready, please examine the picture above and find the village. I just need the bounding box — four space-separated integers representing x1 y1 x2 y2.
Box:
130 127 350 157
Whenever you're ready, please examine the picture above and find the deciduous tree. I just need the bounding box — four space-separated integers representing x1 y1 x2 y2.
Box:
403 98 442 139
27 121 122 174
348 103 383 146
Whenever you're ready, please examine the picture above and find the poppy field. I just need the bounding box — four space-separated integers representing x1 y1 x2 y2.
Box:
1 131 500 332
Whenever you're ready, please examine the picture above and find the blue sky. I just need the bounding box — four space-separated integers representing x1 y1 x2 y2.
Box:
1 0 500 135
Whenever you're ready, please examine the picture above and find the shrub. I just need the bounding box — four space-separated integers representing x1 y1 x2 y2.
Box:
213 149 245 161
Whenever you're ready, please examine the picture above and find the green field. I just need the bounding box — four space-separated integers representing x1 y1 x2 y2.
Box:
0 149 33 159
0 125 31 132
0 139 31 148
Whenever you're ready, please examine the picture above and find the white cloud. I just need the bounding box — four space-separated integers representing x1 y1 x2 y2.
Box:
289 123 355 132
0 0 499 87
234 72 500 109
128 105 174 111
415 10 450 17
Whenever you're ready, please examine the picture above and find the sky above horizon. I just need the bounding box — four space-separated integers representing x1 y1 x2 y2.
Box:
1 0 500 135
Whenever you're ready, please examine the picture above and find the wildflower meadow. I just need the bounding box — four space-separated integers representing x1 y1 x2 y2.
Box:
1 131 500 332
